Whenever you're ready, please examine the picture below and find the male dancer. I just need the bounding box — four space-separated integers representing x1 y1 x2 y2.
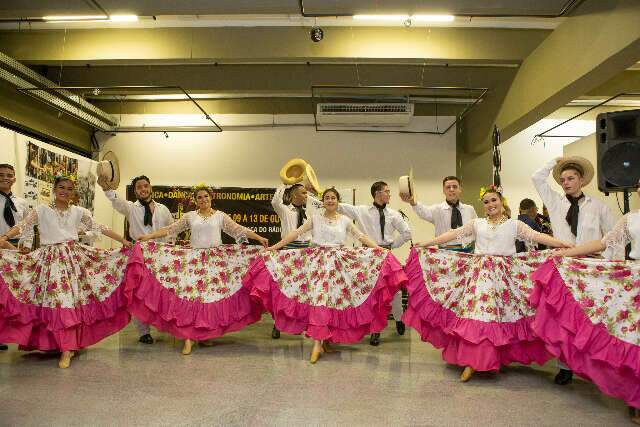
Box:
269 182 321 339
338 181 412 346
0 164 31 350
401 176 477 251
98 174 174 344
532 156 616 385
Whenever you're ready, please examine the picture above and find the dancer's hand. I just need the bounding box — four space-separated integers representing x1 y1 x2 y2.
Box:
256 236 269 248
399 193 415 205
262 246 277 253
97 175 111 191
0 240 16 250
552 248 569 257
138 234 152 242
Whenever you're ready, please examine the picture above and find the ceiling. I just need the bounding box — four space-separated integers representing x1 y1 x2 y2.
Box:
0 0 583 18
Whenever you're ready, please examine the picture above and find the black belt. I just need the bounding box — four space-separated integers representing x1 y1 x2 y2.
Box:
380 244 392 250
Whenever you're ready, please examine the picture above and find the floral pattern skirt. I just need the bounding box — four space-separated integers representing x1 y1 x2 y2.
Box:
242 246 407 343
403 247 551 371
531 257 640 407
0 241 131 351
124 242 263 340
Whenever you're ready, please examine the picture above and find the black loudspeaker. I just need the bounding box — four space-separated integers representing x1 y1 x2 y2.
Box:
596 109 640 193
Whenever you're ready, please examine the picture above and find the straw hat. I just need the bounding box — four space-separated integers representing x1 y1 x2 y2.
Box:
552 156 594 186
279 158 307 185
398 168 415 198
96 151 120 190
303 164 321 194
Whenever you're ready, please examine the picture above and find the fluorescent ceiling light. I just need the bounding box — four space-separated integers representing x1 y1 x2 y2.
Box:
412 15 455 22
43 15 108 21
109 15 138 22
352 15 409 21
42 14 138 23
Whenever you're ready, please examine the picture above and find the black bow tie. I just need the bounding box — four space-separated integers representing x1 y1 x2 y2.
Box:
0 191 17 228
565 193 584 237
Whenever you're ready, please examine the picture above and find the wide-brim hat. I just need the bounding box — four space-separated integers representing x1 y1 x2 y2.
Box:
303 164 321 194
97 151 120 190
279 158 307 185
398 168 415 197
552 156 594 186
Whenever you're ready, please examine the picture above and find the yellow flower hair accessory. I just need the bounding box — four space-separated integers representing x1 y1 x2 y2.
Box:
54 172 77 182
479 183 503 200
192 182 211 192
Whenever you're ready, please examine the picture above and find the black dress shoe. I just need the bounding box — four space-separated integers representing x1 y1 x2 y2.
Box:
0 343 8 350
369 333 381 346
396 321 405 336
271 326 280 339
138 334 154 344
554 368 573 385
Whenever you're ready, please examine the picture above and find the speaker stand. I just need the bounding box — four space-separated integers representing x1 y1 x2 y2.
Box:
624 189 631 259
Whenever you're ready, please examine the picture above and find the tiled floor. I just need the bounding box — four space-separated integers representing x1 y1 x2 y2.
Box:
0 318 632 426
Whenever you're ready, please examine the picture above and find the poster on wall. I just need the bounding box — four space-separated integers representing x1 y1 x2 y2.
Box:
125 185 355 246
23 141 97 211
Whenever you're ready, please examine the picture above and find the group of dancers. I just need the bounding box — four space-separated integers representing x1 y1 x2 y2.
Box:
0 155 638 423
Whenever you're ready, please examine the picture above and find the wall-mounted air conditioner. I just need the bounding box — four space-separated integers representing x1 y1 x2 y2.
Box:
316 103 414 126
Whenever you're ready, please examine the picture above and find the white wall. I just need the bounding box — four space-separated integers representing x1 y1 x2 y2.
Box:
99 116 457 261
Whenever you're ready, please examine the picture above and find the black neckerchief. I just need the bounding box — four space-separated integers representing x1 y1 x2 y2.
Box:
138 198 154 227
293 203 306 228
447 199 463 229
565 193 585 237
373 202 387 237
0 190 17 227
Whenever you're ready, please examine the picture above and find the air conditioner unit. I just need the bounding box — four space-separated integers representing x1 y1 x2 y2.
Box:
316 103 414 126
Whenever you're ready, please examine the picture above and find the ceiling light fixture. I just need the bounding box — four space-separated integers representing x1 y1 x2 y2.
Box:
42 14 138 23
353 14 454 22
412 15 455 22
352 15 409 21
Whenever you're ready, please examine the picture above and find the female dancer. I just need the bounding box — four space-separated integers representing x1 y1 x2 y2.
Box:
536 181 640 423
130 185 269 355
0 175 132 368
244 188 407 364
405 185 572 381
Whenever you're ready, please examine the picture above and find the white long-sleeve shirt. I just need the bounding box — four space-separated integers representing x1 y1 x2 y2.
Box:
0 193 29 236
271 184 321 241
412 201 477 247
104 189 173 242
337 202 411 248
531 159 616 245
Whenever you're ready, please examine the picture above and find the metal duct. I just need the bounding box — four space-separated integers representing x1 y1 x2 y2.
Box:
0 51 118 130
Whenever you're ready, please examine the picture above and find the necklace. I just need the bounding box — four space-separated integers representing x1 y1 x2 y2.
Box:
487 215 507 230
196 208 215 220
323 212 339 223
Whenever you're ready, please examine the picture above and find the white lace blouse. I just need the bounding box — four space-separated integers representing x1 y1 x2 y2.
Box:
602 211 640 260
454 218 540 256
164 210 251 248
17 204 107 247
294 212 365 247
